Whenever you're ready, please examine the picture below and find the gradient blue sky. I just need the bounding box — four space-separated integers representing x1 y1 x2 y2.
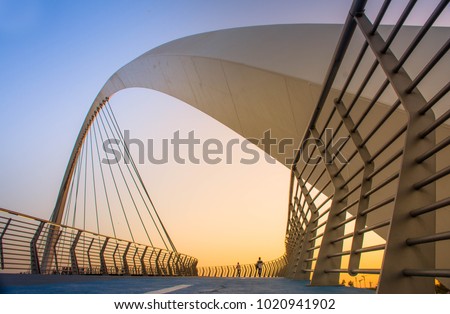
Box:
0 0 448 266
0 0 351 211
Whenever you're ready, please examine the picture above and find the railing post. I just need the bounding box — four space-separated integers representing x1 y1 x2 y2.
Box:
280 257 286 276
172 253 178 276
162 252 169 275
334 100 376 275
0 218 11 270
87 238 94 274
294 174 319 280
155 249 162 275
141 247 148 275
167 252 173 276
132 247 139 275
273 260 280 277
41 225 61 274
122 243 131 275
181 256 188 275
191 258 198 276
280 258 286 276
181 255 188 275
276 259 281 277
177 255 183 275
70 230 82 274
30 222 45 274
148 249 155 275
52 230 62 274
285 201 304 278
355 13 436 293
100 238 109 275
274 259 279 277
310 128 348 286
112 243 119 274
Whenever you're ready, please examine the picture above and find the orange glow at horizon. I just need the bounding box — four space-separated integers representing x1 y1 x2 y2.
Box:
52 88 387 276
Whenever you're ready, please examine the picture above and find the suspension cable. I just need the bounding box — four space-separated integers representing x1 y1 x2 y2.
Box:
105 101 177 252
99 109 156 247
101 105 169 248
95 114 136 243
82 129 89 267
71 140 86 229
92 119 118 240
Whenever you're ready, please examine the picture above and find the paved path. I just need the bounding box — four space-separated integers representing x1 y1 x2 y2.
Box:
0 275 374 294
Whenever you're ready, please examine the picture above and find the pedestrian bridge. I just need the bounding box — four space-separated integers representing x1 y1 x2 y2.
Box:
0 0 449 293
0 274 373 294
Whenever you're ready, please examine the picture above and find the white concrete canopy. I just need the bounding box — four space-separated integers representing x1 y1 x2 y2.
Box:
87 24 449 166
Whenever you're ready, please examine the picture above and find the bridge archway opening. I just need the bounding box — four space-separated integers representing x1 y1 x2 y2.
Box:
89 87 289 267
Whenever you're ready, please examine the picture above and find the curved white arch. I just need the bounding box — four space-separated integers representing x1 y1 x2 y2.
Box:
50 24 449 250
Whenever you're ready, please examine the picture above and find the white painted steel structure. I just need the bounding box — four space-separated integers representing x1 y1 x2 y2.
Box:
1 0 448 293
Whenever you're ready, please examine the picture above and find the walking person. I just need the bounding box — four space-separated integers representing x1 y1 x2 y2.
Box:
236 262 241 277
255 257 264 277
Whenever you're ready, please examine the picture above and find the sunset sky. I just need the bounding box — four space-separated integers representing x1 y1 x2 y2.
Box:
0 0 448 270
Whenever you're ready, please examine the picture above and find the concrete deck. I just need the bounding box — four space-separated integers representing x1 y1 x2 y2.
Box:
0 275 374 294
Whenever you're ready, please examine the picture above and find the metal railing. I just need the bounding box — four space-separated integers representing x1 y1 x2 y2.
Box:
197 256 287 278
0 1 448 294
0 208 198 276
284 0 450 293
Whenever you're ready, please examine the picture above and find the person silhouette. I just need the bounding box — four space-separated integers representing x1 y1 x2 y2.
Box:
236 262 241 277
255 257 264 277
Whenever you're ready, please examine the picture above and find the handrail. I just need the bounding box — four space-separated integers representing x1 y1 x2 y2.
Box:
0 208 197 276
197 255 287 278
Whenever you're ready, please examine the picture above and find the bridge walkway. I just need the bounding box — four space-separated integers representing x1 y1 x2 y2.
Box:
0 275 373 294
